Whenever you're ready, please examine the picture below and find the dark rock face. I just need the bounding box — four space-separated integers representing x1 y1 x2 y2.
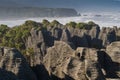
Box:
113 26 120 41
26 28 45 65
0 47 37 80
0 68 18 80
99 27 116 47
70 29 88 48
27 25 116 52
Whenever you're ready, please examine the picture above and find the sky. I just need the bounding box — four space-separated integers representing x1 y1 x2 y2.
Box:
0 0 120 12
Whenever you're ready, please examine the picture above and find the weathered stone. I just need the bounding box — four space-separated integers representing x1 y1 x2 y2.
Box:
99 27 116 47
26 28 46 65
106 41 120 78
76 48 105 80
0 47 37 80
43 41 105 80
61 29 71 43
43 41 74 79
70 29 88 48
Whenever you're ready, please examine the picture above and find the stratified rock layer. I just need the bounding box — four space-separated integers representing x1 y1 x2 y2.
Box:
0 47 37 80
106 41 120 78
0 41 119 80
0 21 120 80
43 41 106 80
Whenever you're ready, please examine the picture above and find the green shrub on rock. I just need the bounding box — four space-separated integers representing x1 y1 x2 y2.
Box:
88 21 96 26
66 21 77 28
0 20 40 54
0 24 10 37
42 19 50 27
76 22 88 29
50 20 60 27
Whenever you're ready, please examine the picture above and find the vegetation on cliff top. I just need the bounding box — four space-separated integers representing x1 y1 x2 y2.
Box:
66 21 98 30
0 20 97 55
0 20 39 54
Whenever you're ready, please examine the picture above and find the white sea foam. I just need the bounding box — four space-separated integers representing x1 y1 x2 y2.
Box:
0 12 120 27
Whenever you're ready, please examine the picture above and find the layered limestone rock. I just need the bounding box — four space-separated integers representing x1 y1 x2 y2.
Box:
99 27 116 47
0 47 37 80
0 41 119 80
0 21 119 80
76 48 105 80
61 29 71 43
70 28 88 48
25 25 117 59
22 23 118 80
106 41 120 78
43 41 105 80
43 41 75 79
112 26 120 41
26 28 46 66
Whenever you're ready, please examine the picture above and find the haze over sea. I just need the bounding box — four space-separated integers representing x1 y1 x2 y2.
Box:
0 12 120 27
1 0 120 27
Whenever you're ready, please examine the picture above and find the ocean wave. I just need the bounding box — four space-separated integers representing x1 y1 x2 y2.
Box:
0 13 120 27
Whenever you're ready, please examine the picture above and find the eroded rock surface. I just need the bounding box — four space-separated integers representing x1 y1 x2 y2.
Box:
0 47 37 80
43 41 106 80
0 22 119 80
0 41 119 80
106 41 120 78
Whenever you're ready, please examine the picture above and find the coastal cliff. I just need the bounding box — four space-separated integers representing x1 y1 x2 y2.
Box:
0 7 78 19
0 20 119 80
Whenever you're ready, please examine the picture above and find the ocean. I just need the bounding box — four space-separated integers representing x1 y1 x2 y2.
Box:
0 12 120 27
